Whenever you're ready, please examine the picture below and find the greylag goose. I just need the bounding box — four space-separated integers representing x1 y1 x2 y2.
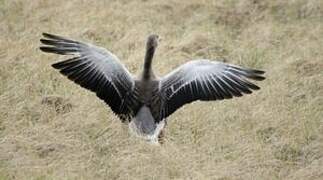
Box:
40 33 265 144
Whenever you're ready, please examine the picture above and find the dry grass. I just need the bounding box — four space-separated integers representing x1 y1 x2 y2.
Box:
1 0 323 179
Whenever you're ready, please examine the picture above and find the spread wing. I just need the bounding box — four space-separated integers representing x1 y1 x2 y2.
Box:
159 59 265 119
40 33 138 122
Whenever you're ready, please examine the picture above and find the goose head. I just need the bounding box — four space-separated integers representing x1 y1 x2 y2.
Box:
146 34 159 50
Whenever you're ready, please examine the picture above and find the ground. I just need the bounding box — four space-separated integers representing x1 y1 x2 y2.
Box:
0 0 323 179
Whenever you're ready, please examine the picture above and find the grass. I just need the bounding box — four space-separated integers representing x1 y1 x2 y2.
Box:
0 0 323 179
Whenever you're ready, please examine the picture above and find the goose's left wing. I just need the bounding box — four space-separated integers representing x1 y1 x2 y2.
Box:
40 33 137 122
159 59 265 120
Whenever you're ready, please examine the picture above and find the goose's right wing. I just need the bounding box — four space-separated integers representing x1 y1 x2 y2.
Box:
40 33 137 122
159 59 265 120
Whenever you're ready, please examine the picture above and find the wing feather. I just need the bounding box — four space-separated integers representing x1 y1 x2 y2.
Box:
40 33 137 122
159 59 265 120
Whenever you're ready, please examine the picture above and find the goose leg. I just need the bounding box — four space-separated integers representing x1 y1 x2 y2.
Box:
158 129 165 144
158 120 167 144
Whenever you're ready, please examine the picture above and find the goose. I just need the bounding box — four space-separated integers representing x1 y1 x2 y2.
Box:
40 33 265 144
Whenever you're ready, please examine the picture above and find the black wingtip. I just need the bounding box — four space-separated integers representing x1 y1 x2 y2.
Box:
230 67 266 81
39 46 71 55
243 68 266 75
251 75 266 81
39 46 49 52
51 63 60 69
42 32 67 41
40 39 53 45
249 69 266 81
252 69 265 75
249 83 261 90
39 46 57 54
41 32 80 44
257 76 266 81
42 32 56 38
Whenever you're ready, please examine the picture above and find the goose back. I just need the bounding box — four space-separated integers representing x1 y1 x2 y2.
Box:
134 78 164 122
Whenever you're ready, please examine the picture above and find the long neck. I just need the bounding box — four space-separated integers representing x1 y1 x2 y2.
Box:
142 46 155 80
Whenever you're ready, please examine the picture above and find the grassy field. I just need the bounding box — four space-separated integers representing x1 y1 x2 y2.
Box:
1 0 323 179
